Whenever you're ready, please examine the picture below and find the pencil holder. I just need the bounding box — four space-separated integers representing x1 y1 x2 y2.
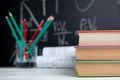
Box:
16 44 37 68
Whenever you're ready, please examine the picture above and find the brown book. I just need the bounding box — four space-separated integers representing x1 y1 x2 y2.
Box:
76 45 120 60
75 60 120 77
77 30 120 45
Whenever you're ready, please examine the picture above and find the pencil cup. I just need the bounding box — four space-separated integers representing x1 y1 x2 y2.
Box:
16 46 37 68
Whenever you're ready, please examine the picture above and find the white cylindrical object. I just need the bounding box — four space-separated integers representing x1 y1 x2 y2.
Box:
36 46 76 68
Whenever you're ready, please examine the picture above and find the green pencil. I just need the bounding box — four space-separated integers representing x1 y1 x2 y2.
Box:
20 21 23 35
9 12 32 58
5 16 23 61
19 22 24 60
29 16 54 51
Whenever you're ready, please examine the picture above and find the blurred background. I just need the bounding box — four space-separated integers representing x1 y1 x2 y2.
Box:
0 0 20 67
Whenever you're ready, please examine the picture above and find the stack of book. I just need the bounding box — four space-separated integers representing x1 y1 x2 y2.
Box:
75 30 120 77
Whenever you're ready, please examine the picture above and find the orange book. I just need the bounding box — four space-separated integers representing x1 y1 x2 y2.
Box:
77 30 120 45
76 45 120 60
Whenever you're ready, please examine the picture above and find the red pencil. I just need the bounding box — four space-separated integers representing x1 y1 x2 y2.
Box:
23 18 27 59
28 20 44 45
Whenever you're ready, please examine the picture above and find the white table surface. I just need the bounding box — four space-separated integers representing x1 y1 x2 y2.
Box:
0 68 120 80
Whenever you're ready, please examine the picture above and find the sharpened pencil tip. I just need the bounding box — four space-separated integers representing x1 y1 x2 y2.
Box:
9 12 12 16
5 16 8 19
23 18 26 21
47 15 54 21
41 19 44 22
50 16 54 20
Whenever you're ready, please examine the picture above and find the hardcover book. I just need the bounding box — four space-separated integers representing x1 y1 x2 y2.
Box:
75 30 120 77
75 60 120 77
76 44 120 60
77 30 120 45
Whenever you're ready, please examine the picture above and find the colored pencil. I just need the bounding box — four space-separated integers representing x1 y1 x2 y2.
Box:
5 16 23 61
9 12 32 58
20 21 23 35
28 20 44 45
29 15 54 51
23 18 27 59
23 19 27 41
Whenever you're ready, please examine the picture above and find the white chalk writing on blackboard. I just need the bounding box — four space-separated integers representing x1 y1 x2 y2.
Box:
20 0 98 46
117 0 120 4
41 0 47 16
53 21 72 46
20 2 23 23
55 0 59 14
41 0 59 16
80 16 97 30
20 1 49 43
40 31 48 42
74 0 95 12
26 17 34 27
26 28 48 42
20 1 39 27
